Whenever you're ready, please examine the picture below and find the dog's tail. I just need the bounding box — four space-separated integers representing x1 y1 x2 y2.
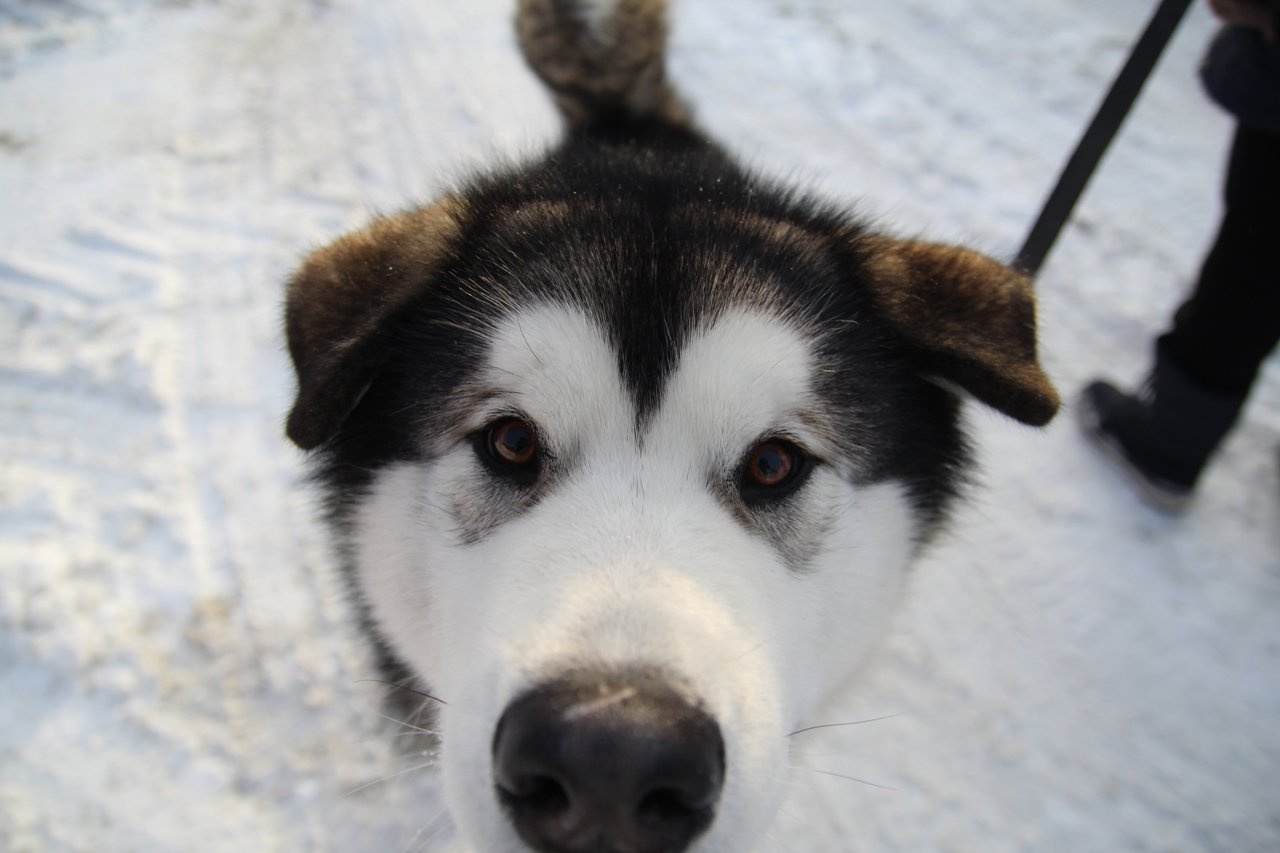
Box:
516 0 690 132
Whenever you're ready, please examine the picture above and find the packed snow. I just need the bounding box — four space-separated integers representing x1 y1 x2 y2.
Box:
2 0 1277 850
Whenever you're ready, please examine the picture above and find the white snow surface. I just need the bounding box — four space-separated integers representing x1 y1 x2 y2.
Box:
3 0 1278 850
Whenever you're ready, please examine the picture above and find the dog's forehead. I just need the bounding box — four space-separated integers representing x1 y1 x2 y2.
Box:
477 301 820 452
648 309 820 451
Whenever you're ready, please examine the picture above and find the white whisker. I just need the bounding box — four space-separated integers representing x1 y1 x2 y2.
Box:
341 759 438 800
801 766 898 792
374 709 436 736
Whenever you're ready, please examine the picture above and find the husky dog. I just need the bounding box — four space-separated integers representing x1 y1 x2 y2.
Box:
283 1 1058 850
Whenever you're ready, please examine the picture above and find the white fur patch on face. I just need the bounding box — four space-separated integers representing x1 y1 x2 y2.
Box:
469 302 636 452
651 309 831 468
351 302 917 852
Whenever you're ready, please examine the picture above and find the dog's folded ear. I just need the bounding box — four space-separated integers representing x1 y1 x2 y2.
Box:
284 199 463 450
858 237 1059 426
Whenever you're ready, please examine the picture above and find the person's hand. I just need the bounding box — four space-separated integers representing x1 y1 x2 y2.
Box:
1208 0 1279 41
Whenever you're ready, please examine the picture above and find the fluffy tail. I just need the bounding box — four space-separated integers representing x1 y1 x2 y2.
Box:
515 0 690 131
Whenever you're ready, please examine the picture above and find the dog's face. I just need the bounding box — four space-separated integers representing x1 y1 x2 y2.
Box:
285 186 1057 851
355 303 920 850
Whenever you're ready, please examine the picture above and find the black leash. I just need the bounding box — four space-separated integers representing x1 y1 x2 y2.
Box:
1014 0 1195 278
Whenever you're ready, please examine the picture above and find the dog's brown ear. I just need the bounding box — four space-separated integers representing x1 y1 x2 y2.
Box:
858 237 1059 426
284 199 463 450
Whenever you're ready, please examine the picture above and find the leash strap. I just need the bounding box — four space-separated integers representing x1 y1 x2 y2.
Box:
1015 0 1194 278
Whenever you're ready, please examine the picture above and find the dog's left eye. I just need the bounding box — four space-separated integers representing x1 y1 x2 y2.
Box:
740 439 811 503
474 417 541 485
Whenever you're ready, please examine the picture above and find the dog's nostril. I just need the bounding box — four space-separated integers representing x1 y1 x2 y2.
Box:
637 786 704 826
500 773 571 818
492 668 725 853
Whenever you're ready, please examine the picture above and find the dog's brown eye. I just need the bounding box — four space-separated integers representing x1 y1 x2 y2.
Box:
740 439 811 503
488 418 538 466
747 442 794 487
472 417 542 487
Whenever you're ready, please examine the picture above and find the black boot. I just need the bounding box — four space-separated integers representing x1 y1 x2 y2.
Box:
1078 343 1246 513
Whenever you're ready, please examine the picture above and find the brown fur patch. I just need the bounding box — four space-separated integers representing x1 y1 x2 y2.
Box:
285 198 465 449
858 236 1060 426
667 208 836 319
719 212 829 257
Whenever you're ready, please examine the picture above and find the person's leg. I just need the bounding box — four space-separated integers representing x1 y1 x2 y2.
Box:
1079 124 1280 510
1160 123 1280 395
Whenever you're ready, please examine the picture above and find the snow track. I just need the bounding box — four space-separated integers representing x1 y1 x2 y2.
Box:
2 1 1277 850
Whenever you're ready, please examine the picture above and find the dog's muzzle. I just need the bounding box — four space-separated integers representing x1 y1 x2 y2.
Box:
492 667 725 853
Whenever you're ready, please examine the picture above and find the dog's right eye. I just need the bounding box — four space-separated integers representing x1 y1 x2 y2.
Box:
474 417 541 485
738 438 812 504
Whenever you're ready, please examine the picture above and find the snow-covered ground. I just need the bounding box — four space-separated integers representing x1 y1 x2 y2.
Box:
2 0 1277 850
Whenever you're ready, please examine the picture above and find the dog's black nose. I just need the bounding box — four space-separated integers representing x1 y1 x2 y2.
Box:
492 669 725 853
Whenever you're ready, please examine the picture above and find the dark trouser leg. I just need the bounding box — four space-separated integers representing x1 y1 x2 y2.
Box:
1159 123 1280 396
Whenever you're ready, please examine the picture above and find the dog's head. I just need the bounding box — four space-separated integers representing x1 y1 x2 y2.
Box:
284 178 1056 851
